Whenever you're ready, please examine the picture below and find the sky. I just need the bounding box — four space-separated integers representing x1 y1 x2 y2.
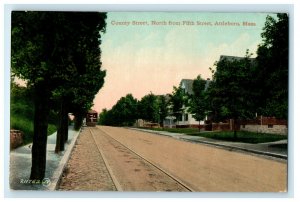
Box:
91 12 275 113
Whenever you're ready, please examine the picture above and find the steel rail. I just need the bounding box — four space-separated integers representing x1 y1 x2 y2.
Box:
89 128 123 191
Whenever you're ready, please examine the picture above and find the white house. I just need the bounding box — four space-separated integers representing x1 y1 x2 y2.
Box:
169 78 211 128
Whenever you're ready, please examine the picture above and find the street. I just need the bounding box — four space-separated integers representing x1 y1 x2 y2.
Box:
59 126 287 192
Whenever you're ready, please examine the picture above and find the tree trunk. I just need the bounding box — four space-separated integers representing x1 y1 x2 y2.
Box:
30 84 50 181
62 100 69 143
55 99 66 152
233 118 237 139
63 113 69 142
74 112 83 131
198 120 201 132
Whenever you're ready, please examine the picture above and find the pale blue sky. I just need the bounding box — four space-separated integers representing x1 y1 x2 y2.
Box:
94 12 276 112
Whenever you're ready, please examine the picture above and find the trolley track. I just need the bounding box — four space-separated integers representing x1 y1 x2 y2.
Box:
89 127 194 192
89 128 122 191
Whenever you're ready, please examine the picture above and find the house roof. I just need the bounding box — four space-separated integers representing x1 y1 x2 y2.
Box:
180 79 194 95
180 78 211 94
220 55 256 64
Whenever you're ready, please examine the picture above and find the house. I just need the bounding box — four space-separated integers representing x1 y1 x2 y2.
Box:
168 78 211 128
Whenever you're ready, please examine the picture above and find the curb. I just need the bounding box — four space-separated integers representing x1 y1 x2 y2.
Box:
180 138 288 160
47 128 82 191
128 127 287 160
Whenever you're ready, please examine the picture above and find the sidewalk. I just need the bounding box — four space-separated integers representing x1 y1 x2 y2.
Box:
9 126 81 190
130 128 288 160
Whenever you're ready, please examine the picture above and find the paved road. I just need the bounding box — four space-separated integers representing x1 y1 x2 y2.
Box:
99 126 287 192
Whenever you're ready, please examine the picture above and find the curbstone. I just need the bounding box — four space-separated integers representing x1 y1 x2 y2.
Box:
47 128 81 191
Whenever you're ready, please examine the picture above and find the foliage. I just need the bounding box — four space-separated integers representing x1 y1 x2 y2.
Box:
255 14 288 119
207 51 257 122
138 93 160 123
169 86 186 121
157 95 169 126
99 94 138 126
188 75 207 122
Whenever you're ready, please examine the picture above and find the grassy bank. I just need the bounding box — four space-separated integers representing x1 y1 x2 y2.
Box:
138 127 287 144
10 116 57 145
11 83 57 146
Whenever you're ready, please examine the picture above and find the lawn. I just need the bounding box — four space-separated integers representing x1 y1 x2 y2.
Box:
138 127 287 144
187 131 287 144
139 127 200 134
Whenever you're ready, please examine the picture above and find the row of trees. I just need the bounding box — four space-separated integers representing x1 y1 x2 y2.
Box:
98 93 169 126
11 12 107 180
99 14 288 135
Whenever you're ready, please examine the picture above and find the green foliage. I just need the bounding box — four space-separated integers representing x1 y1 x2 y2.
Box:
188 75 207 122
255 14 288 119
99 94 138 126
157 95 169 126
11 11 107 125
169 86 186 121
138 93 160 123
206 51 257 122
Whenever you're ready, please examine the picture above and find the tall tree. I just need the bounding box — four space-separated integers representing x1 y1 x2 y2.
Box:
188 75 207 130
207 52 257 137
255 14 288 119
11 11 107 180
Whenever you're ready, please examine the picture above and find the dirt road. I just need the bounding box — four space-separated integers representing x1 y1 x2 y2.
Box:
59 126 287 192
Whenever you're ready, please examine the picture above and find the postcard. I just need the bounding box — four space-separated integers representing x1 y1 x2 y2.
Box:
9 10 288 194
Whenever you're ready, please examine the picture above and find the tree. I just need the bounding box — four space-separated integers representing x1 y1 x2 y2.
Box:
169 86 186 122
255 14 288 119
157 95 169 127
188 75 207 130
11 11 107 180
99 94 138 126
113 94 138 126
138 93 159 123
98 108 109 125
207 52 257 138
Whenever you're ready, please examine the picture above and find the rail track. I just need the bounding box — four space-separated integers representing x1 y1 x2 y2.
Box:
89 127 195 192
